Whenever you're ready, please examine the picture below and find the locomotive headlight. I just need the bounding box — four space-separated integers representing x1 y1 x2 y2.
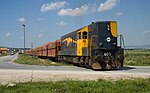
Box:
106 37 111 42
107 25 110 31
99 43 103 47
107 28 110 30
113 43 116 45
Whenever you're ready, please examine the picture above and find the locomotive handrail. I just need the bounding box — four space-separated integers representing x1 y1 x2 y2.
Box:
118 34 125 48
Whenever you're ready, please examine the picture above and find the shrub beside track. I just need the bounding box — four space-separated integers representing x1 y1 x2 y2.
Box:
14 54 72 66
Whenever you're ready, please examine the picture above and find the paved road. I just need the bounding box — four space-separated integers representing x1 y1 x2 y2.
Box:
0 54 150 84
0 53 91 71
0 54 150 72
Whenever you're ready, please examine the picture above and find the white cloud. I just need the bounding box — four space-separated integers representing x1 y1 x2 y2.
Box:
98 0 119 12
6 33 11 37
56 21 67 26
116 12 123 16
143 30 150 34
17 18 26 23
58 5 89 16
41 1 67 12
91 3 97 12
37 34 43 38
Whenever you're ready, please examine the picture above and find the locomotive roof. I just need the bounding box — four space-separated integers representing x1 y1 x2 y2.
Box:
93 21 117 24
61 21 117 38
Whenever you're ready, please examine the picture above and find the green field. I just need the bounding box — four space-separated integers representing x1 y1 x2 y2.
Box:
124 50 150 66
14 54 72 66
0 78 149 93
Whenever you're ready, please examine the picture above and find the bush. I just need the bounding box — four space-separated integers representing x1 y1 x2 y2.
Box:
14 54 72 66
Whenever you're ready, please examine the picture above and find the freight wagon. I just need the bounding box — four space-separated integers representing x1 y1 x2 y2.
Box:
25 40 61 60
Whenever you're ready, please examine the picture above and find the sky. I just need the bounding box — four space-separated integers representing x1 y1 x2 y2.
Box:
0 0 150 48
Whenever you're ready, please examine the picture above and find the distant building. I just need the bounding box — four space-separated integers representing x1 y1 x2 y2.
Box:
0 48 9 54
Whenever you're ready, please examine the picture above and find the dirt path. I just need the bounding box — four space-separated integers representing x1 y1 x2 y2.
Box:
0 69 149 85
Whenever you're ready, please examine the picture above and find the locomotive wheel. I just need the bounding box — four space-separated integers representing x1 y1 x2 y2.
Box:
79 57 84 66
116 60 122 68
73 57 78 63
85 57 90 68
99 62 107 69
106 63 111 69
91 62 101 70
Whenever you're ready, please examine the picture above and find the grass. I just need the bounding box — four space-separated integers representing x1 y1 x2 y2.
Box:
14 54 72 66
0 78 149 93
0 53 8 57
124 50 150 66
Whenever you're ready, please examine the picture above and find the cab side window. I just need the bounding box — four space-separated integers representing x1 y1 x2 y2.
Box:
82 31 87 39
78 32 81 39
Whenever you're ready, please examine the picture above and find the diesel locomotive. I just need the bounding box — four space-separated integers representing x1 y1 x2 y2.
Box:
25 21 124 70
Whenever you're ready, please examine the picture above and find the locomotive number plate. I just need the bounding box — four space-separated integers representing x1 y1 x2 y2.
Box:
104 52 111 56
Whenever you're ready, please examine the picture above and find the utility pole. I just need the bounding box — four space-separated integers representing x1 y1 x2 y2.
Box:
22 24 25 53
31 42 33 49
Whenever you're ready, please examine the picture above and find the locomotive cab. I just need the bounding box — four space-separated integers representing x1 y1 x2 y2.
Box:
77 26 89 57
